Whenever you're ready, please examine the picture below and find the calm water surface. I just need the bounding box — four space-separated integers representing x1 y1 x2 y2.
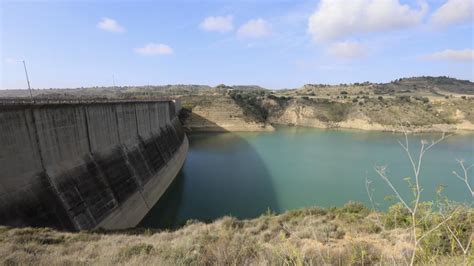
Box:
140 126 473 228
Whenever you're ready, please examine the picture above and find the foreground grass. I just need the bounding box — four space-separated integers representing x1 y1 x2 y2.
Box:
1 202 472 265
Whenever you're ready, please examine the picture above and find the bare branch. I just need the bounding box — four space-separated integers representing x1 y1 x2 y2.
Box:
365 175 383 228
423 132 448 154
374 166 413 214
375 126 450 266
444 224 471 255
418 212 456 242
452 159 474 197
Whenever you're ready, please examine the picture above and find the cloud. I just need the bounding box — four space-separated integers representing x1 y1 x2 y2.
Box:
308 0 427 42
134 43 174 56
430 0 473 27
422 49 474 61
200 15 234 33
327 42 367 59
294 59 352 70
4 57 21 64
97 17 125 33
237 18 271 39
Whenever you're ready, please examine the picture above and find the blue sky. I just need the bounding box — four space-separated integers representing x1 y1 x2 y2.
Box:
1 0 473 90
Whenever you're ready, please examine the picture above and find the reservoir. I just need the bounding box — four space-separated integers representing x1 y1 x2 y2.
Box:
140 126 473 228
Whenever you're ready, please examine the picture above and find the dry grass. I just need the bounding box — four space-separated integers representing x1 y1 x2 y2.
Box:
1 202 472 265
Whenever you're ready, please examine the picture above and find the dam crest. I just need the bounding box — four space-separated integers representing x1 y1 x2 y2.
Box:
0 100 188 230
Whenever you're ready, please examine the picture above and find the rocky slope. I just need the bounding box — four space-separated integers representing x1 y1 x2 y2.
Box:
179 95 274 132
178 92 474 133
263 97 474 133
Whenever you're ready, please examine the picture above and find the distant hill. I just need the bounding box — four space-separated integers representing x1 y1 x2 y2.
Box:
1 76 472 99
379 76 474 95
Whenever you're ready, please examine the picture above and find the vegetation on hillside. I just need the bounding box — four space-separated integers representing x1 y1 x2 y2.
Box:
0 201 471 265
222 89 474 129
1 76 472 99
228 89 269 122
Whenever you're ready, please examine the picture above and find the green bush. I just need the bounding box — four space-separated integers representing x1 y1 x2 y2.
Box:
334 202 371 223
383 203 411 229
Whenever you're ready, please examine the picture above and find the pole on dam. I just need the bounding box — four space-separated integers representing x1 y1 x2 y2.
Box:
22 60 34 102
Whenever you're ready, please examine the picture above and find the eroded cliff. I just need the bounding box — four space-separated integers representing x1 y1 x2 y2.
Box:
180 95 274 132
179 89 474 133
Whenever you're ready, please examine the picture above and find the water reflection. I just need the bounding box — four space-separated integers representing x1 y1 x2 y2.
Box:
140 132 280 229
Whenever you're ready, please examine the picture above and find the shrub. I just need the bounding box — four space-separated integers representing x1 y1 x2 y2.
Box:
268 94 278 100
383 203 411 229
341 201 370 214
397 96 411 102
118 243 154 260
315 224 345 243
340 91 348 95
349 241 381 265
221 216 244 230
335 202 370 223
181 103 194 110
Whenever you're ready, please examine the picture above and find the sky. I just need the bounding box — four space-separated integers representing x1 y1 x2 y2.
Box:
1 0 473 90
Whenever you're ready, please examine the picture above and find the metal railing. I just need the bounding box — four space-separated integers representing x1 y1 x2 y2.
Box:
0 97 177 106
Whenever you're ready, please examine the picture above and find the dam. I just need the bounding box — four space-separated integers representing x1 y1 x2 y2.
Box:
0 99 188 231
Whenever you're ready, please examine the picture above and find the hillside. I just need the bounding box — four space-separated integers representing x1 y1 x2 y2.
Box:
2 77 473 133
1 202 472 265
179 94 273 132
1 76 472 99
385 76 474 95
261 96 474 132
186 84 474 133
298 76 474 97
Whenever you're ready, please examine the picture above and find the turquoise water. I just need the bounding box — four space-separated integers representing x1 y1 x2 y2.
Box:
140 127 473 228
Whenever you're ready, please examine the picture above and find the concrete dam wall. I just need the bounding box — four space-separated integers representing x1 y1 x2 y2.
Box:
0 100 188 230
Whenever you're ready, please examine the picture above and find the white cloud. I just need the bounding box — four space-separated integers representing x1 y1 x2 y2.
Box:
97 17 125 33
237 18 272 39
422 49 474 61
430 0 473 27
327 42 367 59
4 57 21 64
308 0 427 42
134 43 174 56
200 15 234 33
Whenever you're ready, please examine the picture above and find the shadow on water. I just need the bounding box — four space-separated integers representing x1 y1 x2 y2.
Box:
139 113 279 229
